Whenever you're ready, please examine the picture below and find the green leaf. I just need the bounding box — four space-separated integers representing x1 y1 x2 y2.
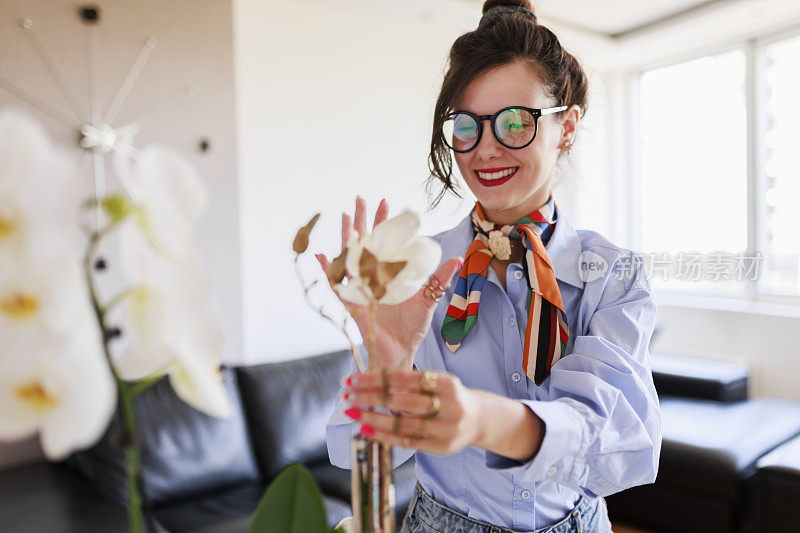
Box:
100 195 134 223
250 463 328 533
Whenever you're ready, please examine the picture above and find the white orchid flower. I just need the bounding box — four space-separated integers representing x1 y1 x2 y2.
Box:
0 323 116 461
112 222 231 419
0 260 116 460
0 252 88 338
120 145 207 258
0 108 79 263
336 209 441 305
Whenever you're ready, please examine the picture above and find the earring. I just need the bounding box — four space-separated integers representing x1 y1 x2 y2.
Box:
561 140 573 154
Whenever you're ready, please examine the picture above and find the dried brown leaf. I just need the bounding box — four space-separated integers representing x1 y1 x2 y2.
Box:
359 247 407 300
292 213 321 253
327 248 348 285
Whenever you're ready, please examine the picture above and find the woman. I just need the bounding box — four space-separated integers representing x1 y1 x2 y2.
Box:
320 1 661 531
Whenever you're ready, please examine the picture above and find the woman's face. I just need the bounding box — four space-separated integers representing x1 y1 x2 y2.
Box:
453 61 577 224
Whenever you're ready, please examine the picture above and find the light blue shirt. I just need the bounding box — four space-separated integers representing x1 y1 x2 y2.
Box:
326 209 662 531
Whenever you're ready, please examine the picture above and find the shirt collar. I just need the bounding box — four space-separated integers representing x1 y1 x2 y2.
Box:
436 206 585 290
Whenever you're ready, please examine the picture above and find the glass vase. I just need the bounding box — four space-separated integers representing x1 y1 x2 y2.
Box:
351 433 395 532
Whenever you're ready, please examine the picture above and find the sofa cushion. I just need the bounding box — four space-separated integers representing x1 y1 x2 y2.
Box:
235 350 353 480
756 433 800 532
606 481 735 533
66 367 260 506
152 479 351 532
657 397 800 500
0 462 129 532
651 353 749 402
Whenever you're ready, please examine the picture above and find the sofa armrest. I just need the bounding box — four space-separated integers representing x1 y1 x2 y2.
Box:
651 353 749 402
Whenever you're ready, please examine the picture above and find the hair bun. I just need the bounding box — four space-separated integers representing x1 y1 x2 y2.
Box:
480 0 536 27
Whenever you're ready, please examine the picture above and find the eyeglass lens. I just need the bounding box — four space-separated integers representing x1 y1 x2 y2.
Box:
442 108 537 152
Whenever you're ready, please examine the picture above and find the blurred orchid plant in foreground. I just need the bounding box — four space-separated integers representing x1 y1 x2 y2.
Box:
0 107 229 533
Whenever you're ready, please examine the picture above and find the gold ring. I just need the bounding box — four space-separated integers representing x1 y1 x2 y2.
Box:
424 287 441 303
379 368 390 405
420 370 438 393
415 419 428 440
393 413 402 435
425 395 441 418
381 368 390 392
403 437 412 448
423 276 446 303
428 276 445 292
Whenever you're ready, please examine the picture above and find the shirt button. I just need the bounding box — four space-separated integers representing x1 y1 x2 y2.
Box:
511 372 522 383
521 490 532 500
508 316 516 327
514 270 524 280
547 466 557 476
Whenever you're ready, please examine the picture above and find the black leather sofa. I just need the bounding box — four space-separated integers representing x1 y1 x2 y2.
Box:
0 350 416 532
3 350 800 533
755 433 800 532
606 353 800 533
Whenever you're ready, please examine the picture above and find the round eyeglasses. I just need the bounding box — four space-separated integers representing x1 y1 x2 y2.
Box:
442 105 568 153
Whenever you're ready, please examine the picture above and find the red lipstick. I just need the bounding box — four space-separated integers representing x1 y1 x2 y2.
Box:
475 166 518 187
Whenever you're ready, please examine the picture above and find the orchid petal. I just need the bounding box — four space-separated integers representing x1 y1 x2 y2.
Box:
335 278 372 305
365 209 420 259
379 237 442 304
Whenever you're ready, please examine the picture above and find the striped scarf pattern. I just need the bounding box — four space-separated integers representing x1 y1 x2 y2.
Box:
441 197 569 385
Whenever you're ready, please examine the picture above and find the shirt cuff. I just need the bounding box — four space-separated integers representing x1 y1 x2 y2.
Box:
484 398 586 486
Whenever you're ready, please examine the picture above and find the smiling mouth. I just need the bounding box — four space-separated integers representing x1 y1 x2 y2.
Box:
475 166 519 187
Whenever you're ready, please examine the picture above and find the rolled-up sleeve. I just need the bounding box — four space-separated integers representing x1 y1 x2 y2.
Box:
484 258 662 498
326 346 417 470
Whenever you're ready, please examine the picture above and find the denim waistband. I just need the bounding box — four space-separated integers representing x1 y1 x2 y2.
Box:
404 481 602 533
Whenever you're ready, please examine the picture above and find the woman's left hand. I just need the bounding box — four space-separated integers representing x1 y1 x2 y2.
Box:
343 369 483 455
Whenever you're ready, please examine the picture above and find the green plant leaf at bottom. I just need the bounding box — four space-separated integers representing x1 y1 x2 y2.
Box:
249 463 329 533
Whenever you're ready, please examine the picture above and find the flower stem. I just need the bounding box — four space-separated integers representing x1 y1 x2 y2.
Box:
367 300 376 371
294 253 365 373
84 222 145 533
119 382 144 533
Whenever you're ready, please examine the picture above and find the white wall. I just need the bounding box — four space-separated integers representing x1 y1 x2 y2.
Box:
233 0 613 363
0 0 242 468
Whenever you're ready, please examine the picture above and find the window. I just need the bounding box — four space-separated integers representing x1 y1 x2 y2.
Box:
636 35 800 299
763 35 800 295
639 50 747 294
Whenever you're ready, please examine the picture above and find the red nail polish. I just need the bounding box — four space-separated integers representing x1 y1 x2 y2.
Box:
360 424 375 437
343 391 350 400
345 407 361 420
344 376 352 387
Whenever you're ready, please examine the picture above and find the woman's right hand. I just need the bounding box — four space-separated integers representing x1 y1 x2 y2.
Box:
316 196 462 371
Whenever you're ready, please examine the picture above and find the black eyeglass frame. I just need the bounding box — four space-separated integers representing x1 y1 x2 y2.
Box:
442 105 568 153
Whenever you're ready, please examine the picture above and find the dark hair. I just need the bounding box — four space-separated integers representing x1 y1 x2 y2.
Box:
427 0 589 207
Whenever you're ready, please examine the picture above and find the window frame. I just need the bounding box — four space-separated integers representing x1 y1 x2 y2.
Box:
626 25 800 310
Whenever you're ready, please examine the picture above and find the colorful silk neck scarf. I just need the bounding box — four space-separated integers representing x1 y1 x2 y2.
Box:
441 196 569 386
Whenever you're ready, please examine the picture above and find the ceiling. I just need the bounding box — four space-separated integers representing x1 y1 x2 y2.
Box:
477 0 740 38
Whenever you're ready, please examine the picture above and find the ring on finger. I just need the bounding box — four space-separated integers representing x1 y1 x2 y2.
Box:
420 370 438 394
427 276 445 293
403 437 412 448
425 395 441 419
415 419 428 440
424 276 446 302
393 413 402 435
379 368 391 405
424 287 441 303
